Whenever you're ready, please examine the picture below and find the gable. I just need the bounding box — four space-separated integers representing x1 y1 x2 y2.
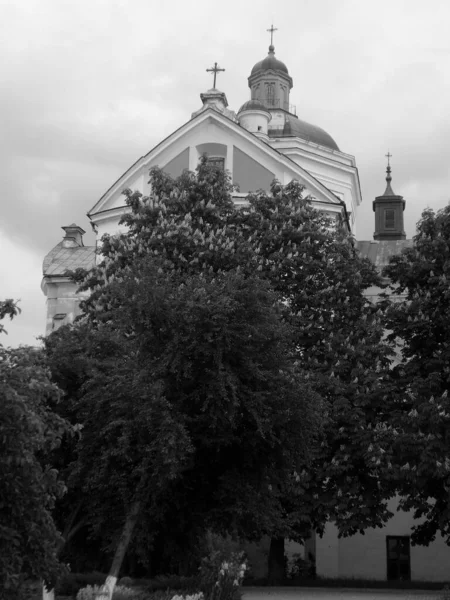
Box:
88 109 344 237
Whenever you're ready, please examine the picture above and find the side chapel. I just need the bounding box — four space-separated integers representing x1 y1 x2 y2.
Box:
41 30 450 583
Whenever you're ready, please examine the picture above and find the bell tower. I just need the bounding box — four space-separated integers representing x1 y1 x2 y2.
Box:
373 154 406 241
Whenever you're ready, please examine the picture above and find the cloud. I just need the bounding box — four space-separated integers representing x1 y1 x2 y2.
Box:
0 229 46 348
1 0 450 344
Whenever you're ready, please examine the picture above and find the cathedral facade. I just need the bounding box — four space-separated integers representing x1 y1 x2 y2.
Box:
41 39 450 582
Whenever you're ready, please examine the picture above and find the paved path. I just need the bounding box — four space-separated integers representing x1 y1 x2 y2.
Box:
243 587 446 600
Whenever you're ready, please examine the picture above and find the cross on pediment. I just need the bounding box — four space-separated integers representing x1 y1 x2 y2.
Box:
206 62 225 89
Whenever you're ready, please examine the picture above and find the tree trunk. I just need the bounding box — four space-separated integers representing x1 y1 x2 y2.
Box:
42 583 55 600
267 537 285 584
95 499 142 600
42 506 87 600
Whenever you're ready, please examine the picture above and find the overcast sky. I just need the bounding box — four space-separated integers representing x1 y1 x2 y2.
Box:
1 0 450 348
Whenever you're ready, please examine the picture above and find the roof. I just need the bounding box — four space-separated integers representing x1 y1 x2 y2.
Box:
251 46 289 75
356 239 413 271
270 115 340 151
43 242 96 276
238 99 270 114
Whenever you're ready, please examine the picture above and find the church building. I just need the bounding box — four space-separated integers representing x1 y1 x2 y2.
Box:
41 33 450 583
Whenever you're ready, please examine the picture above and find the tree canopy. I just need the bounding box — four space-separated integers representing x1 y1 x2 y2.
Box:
46 158 394 585
382 206 450 545
0 303 70 599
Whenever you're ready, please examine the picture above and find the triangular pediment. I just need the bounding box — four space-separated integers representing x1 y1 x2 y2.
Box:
88 108 343 227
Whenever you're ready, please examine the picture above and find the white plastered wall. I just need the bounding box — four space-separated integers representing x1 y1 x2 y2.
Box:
316 497 450 581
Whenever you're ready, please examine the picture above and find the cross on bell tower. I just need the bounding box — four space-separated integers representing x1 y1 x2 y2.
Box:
206 62 225 89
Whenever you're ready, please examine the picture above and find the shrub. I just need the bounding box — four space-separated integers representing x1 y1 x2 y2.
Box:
170 594 204 600
57 572 107 596
199 550 247 600
286 553 315 579
76 584 102 600
77 578 182 600
76 584 153 600
143 575 199 593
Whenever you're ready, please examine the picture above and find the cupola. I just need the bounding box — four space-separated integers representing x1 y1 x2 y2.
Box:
237 99 272 140
248 27 294 114
373 155 406 241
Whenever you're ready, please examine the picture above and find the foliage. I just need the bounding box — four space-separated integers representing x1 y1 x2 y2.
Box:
76 585 195 600
170 594 203 600
199 548 246 600
228 180 395 540
46 159 322 573
382 205 450 545
0 303 71 599
0 298 20 337
56 572 109 596
46 157 393 577
286 553 315 579
142 576 199 593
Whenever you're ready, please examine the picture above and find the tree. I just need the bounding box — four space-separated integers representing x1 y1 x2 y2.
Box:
46 171 321 597
0 303 70 599
382 206 450 545
51 158 394 584
227 179 396 578
0 299 21 336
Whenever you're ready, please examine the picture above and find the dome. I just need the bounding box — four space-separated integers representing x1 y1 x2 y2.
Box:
251 45 289 75
272 116 340 151
238 99 270 114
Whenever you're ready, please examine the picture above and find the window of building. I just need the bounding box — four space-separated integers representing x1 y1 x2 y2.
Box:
266 82 276 107
385 209 396 229
386 536 411 581
207 156 225 170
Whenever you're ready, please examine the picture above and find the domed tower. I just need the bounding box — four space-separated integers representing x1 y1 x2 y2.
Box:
237 99 271 140
248 42 294 114
241 27 340 151
373 155 406 240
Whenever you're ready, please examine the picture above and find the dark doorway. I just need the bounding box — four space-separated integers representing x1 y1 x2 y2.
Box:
386 536 411 580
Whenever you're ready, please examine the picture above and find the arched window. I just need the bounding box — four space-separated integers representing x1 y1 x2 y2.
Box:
266 82 276 107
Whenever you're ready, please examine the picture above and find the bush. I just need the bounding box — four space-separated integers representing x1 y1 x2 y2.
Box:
199 550 247 600
57 572 107 596
76 584 156 600
170 594 204 600
286 553 315 579
142 576 199 593
75 584 198 600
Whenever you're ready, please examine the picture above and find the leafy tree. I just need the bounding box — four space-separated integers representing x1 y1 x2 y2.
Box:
46 177 320 597
217 179 395 578
382 206 450 545
50 158 394 585
0 299 21 337
0 303 70 599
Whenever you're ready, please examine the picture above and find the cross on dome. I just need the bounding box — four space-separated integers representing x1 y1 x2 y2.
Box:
206 62 225 89
267 23 278 48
